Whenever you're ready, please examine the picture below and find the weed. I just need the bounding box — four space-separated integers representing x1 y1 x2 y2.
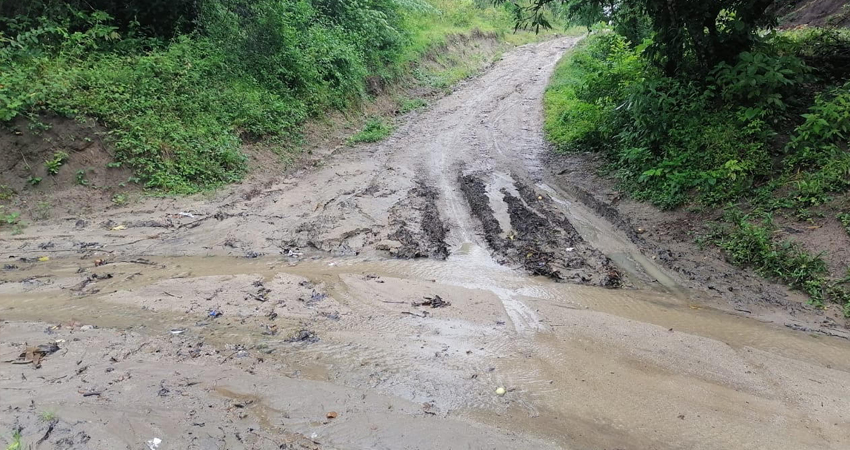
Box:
348 118 394 144
399 97 428 113
75 169 89 186
706 208 848 311
5 430 21 450
0 186 14 201
27 176 42 186
0 206 20 227
33 201 51 221
44 151 69 175
838 212 850 237
111 193 127 206
39 411 56 422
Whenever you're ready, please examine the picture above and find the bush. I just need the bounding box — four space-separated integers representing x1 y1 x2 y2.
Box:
545 31 776 209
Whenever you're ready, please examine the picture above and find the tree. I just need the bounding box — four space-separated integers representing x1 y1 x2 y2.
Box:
499 0 780 75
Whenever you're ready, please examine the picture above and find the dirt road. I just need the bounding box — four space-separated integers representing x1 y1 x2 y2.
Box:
2 37 850 450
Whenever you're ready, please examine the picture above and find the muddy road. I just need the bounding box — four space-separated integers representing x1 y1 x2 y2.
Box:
2 37 850 449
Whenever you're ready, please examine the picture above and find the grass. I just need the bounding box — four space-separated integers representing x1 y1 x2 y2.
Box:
399 97 428 113
4 431 21 450
348 118 394 144
39 411 56 422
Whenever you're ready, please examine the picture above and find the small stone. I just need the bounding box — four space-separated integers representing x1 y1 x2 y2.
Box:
495 387 506 396
326 411 338 419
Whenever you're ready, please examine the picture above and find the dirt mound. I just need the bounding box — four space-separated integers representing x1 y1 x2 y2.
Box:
0 116 134 221
780 0 850 28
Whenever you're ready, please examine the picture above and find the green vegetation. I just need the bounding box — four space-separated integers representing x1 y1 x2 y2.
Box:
75 169 89 186
399 97 428 113
349 117 394 144
538 0 850 313
1 0 539 193
39 410 56 422
0 206 19 226
44 151 69 176
707 208 849 308
4 430 21 450
111 193 127 206
839 212 850 237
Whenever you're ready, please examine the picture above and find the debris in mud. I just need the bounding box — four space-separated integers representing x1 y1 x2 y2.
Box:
125 219 173 228
70 272 113 292
17 256 50 263
208 309 223 318
3 264 17 270
495 387 506 396
244 250 263 259
413 295 450 308
94 258 108 267
6 343 60 368
365 274 385 283
246 280 272 302
326 411 338 419
300 290 327 305
287 330 319 343
321 311 341 320
146 437 162 450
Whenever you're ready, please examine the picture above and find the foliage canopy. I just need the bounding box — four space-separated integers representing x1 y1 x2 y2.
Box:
501 0 780 73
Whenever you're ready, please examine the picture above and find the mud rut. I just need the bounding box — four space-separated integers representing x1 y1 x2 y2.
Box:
2 38 850 450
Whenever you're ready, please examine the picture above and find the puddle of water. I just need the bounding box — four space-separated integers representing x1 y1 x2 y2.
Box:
3 254 849 373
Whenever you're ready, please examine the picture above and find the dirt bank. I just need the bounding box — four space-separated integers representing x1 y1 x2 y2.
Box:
2 37 850 449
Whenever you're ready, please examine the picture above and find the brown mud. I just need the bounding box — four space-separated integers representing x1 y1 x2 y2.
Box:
2 37 850 449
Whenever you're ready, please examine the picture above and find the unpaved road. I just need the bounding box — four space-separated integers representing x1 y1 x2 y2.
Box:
2 37 850 450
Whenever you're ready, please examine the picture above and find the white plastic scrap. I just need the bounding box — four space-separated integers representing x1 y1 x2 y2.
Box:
146 437 162 449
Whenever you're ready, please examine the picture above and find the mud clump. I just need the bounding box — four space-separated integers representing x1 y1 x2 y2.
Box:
460 174 621 287
459 175 505 252
287 329 319 343
387 182 449 260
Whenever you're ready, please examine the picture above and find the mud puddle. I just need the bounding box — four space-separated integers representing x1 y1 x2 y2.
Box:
3 253 850 449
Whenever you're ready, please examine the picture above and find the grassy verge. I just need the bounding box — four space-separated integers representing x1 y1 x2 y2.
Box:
544 28 850 314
